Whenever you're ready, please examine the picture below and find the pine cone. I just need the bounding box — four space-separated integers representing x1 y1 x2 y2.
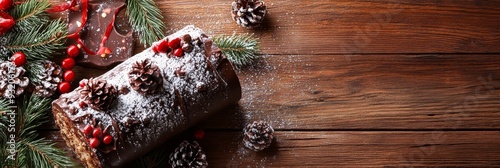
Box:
0 61 29 98
79 78 118 111
33 60 64 97
128 58 163 95
243 120 274 151
231 0 267 29
169 141 208 168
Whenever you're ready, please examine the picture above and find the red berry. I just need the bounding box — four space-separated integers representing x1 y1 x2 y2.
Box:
152 44 159 53
89 138 100 148
79 101 88 108
194 129 205 140
168 38 181 49
0 11 14 35
93 127 102 138
79 79 87 88
103 135 113 145
156 39 169 53
66 45 80 58
83 125 93 135
11 52 26 66
64 70 75 82
58 82 71 93
62 58 75 70
0 0 12 11
173 48 183 57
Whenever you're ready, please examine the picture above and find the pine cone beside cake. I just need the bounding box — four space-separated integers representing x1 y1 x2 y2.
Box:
0 61 29 98
32 60 64 98
231 0 267 29
169 141 208 168
243 120 274 151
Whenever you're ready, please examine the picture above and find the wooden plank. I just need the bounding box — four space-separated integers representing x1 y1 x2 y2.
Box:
151 0 500 54
43 130 500 167
199 55 500 130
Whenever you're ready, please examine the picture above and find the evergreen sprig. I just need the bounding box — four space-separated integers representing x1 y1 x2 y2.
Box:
0 94 76 168
214 33 261 68
3 19 67 61
9 0 51 32
126 0 166 46
134 147 169 168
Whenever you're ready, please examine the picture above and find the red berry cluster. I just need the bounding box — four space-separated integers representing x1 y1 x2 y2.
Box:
152 37 184 57
58 44 80 94
83 124 114 148
0 0 14 35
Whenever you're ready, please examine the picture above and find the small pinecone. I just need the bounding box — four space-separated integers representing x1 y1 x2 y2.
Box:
128 58 163 95
79 78 118 111
243 120 274 151
231 0 267 29
0 61 29 98
33 60 63 97
169 141 208 168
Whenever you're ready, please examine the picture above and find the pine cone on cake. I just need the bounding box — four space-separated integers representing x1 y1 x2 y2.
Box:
231 0 267 29
243 120 274 151
32 60 64 97
128 58 163 95
169 141 208 168
0 61 29 98
79 78 118 111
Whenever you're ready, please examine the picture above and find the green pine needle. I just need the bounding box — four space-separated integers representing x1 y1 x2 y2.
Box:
25 60 45 83
126 0 166 46
9 0 51 32
134 147 169 168
3 19 67 61
0 94 76 167
213 33 261 68
21 138 75 168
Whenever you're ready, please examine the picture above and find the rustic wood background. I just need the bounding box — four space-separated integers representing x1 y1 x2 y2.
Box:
44 0 500 167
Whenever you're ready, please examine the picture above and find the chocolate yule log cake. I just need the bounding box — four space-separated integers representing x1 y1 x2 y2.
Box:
52 26 241 167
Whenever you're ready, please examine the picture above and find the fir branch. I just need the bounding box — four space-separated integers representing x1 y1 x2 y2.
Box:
126 0 166 46
18 94 51 139
213 33 261 68
134 148 169 168
9 0 51 32
3 19 67 61
21 138 75 168
25 60 45 83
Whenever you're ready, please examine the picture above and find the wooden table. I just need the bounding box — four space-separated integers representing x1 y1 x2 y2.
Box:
45 0 500 167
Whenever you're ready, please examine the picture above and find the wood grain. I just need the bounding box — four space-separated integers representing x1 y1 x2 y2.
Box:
44 131 500 167
198 55 500 130
154 0 500 55
39 0 500 167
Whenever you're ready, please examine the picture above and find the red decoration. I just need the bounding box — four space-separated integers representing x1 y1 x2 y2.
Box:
79 80 87 88
194 129 205 140
58 82 71 93
62 58 75 69
168 38 181 49
11 52 26 67
67 44 80 58
153 39 169 53
89 138 100 148
79 101 88 108
0 11 13 35
92 127 102 138
64 70 75 82
103 135 113 145
83 125 93 135
173 48 183 57
0 0 12 11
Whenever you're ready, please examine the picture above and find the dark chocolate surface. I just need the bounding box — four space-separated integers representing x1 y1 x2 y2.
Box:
53 26 241 167
68 0 134 68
